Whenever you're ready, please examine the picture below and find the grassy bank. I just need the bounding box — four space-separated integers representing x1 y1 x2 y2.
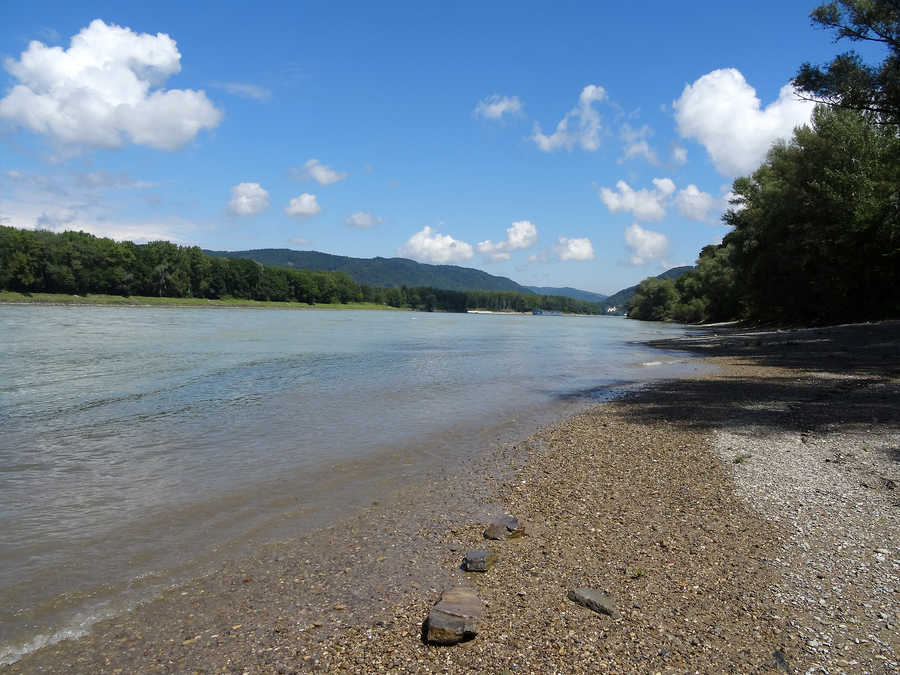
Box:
0 290 405 311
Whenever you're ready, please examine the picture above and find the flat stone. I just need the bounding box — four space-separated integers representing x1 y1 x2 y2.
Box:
483 522 508 540
568 588 617 617
463 550 498 572
483 515 525 540
425 586 482 644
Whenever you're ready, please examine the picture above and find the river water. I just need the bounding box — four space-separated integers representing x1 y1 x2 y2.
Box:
0 305 705 663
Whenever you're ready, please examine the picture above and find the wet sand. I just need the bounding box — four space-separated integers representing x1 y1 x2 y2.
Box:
5 321 899 673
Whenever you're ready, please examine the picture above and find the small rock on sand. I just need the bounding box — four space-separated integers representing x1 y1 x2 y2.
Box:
483 515 525 540
425 586 482 644
568 587 617 617
463 550 498 572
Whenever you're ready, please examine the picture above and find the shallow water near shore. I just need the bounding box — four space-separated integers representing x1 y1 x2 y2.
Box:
0 305 707 663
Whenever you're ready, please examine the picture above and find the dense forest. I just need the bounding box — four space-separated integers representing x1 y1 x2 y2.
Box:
629 0 900 325
0 226 607 315
526 286 608 303
602 266 693 314
203 248 530 293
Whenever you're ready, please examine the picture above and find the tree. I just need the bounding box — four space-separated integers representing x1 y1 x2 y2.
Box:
794 1 900 125
627 277 679 321
723 105 900 322
672 244 742 323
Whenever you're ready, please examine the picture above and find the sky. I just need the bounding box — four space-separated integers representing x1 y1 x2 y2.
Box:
0 1 859 294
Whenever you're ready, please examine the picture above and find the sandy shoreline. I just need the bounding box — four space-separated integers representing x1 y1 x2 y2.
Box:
5 321 898 673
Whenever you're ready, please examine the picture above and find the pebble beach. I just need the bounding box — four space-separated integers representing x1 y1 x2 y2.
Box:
6 321 899 673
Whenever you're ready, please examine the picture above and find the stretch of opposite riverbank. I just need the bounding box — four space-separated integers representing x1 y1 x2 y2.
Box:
0 290 404 311
5 321 898 672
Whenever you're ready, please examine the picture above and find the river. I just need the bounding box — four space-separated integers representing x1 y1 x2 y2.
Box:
0 305 705 663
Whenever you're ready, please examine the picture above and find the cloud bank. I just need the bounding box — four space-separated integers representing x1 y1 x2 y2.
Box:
398 226 474 264
228 182 269 216
284 193 321 218
531 85 606 152
674 184 716 222
599 177 675 221
673 68 814 176
0 19 222 151
477 220 538 261
555 236 594 261
625 223 668 265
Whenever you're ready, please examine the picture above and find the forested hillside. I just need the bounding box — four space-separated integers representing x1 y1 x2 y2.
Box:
602 267 693 313
0 227 606 314
203 248 530 293
525 286 608 303
628 1 900 325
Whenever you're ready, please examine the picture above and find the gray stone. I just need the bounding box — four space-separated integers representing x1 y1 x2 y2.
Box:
483 522 508 540
483 515 525 540
498 515 520 531
463 550 498 572
425 586 482 644
568 588 617 617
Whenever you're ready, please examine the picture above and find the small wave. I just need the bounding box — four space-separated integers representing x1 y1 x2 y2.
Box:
0 606 115 666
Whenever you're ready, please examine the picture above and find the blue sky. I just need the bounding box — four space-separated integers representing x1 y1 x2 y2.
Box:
0 1 853 294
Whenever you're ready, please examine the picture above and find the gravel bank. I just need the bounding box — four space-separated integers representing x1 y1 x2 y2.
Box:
6 321 898 673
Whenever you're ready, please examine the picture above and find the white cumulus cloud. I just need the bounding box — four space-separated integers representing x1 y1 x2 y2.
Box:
228 182 269 216
673 68 815 176
672 145 688 165
477 220 538 261
344 211 381 229
474 94 523 120
599 178 675 221
397 226 474 264
284 193 321 218
674 184 716 222
531 84 606 152
0 19 222 151
625 223 669 266
294 158 347 186
554 236 595 261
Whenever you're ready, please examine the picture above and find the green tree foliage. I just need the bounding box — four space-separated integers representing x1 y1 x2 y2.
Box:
794 1 900 125
628 106 899 325
626 277 679 321
723 105 899 322
0 227 606 315
671 244 741 323
625 6 900 326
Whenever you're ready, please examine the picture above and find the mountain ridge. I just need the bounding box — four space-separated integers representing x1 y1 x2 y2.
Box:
526 286 607 303
202 248 531 293
203 247 690 308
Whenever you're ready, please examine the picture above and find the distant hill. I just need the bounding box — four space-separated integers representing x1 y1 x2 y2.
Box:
603 266 694 313
526 286 607 303
202 248 530 293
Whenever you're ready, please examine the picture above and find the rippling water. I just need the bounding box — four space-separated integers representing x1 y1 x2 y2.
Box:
0 305 705 662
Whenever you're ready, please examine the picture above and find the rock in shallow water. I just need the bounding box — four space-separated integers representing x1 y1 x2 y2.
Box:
425 586 482 644
568 587 617 617
463 550 498 572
